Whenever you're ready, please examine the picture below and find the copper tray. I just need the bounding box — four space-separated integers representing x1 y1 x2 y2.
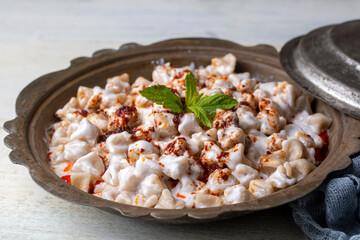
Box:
3 38 360 223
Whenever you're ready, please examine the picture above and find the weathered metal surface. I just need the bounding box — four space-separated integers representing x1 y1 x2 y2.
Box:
281 20 360 120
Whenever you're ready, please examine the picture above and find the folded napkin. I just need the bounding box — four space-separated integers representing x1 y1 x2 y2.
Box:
291 155 360 240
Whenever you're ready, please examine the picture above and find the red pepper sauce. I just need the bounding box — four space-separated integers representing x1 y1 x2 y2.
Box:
63 161 73 172
315 130 329 162
47 152 52 162
176 193 186 199
89 180 105 194
61 175 71 184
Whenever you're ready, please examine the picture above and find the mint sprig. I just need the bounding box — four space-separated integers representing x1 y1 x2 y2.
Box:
140 72 238 127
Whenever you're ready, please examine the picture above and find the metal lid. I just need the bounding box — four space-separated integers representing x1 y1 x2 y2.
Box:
280 20 360 119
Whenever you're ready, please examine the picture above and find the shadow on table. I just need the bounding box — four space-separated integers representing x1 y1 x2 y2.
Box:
101 205 306 240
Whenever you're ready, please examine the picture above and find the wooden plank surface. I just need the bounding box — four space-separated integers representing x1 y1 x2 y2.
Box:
1 0 359 239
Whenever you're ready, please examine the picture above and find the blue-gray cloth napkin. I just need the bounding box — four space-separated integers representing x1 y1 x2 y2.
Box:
291 155 360 240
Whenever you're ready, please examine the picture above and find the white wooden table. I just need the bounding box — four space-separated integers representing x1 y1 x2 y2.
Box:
1 1 359 239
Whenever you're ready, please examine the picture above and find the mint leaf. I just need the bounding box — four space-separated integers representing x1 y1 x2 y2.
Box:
196 94 238 116
188 105 212 127
194 93 204 103
140 85 184 113
185 72 197 107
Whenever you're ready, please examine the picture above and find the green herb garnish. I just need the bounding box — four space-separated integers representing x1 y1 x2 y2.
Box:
140 72 238 127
